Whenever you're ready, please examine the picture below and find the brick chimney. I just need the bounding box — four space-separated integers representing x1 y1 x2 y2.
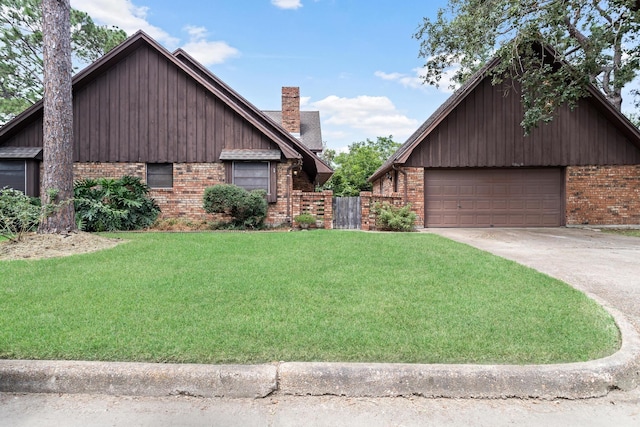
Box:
281 87 300 136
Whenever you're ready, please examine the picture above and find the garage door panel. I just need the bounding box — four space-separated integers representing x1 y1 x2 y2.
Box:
543 200 561 210
442 200 458 210
443 185 459 196
459 200 474 209
508 184 524 195
459 214 477 226
492 200 508 209
493 184 508 195
525 200 541 209
425 168 563 227
476 215 491 226
426 185 443 196
460 185 474 195
476 200 491 210
509 200 524 209
476 185 491 196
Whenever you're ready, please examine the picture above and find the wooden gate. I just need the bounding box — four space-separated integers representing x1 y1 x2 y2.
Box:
333 196 361 229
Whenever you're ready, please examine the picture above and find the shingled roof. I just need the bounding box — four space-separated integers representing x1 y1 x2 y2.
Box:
262 110 323 153
0 31 333 185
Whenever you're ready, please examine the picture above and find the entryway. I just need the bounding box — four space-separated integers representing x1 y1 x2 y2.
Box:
332 196 361 229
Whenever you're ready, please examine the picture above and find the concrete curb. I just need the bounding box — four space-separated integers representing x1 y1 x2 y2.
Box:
0 361 277 398
1 306 638 400
279 306 640 399
1 306 638 399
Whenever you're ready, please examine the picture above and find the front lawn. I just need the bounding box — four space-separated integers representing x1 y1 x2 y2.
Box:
0 231 619 364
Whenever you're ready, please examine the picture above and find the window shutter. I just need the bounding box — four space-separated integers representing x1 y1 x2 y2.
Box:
268 162 277 203
225 162 232 184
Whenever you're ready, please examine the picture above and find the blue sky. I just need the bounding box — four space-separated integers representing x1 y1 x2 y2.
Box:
70 0 454 151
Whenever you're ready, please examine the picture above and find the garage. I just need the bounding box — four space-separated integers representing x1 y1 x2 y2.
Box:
425 168 563 228
369 46 640 228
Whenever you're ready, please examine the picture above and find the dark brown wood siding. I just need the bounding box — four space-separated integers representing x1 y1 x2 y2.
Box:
72 45 278 163
2 43 278 163
406 77 640 168
1 115 44 148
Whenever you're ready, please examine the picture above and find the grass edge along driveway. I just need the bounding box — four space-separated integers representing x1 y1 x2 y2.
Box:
0 231 619 365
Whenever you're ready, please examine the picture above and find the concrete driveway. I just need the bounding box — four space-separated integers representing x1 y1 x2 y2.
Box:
425 228 640 329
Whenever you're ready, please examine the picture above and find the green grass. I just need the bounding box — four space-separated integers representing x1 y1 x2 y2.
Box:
0 231 619 365
602 229 640 238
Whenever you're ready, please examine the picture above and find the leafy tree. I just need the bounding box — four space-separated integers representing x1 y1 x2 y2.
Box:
324 136 400 197
38 0 75 234
415 0 640 131
0 0 127 124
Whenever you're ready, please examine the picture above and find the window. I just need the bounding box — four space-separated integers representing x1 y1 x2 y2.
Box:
232 162 269 193
0 160 26 193
147 163 173 188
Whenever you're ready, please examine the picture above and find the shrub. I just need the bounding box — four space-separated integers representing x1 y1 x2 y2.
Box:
0 188 41 241
74 176 160 232
373 202 417 232
294 213 316 228
203 184 267 229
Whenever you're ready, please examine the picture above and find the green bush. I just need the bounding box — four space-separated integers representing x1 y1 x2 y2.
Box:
373 202 417 232
74 176 160 232
0 188 41 241
294 213 316 227
203 184 267 229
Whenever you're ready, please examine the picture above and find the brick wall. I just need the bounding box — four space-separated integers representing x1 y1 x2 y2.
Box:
291 190 333 229
566 165 640 225
73 160 310 226
292 168 315 192
371 166 424 227
360 192 404 231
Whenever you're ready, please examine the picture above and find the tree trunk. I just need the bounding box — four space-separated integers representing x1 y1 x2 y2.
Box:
39 0 76 234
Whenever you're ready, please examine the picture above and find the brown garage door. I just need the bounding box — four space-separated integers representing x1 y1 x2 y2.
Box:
425 168 563 227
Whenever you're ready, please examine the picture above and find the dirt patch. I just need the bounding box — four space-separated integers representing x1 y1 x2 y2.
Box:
0 232 125 261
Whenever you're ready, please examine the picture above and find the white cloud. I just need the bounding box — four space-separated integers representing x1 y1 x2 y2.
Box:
71 1 240 66
181 26 239 66
271 0 303 9
299 96 312 107
375 65 462 94
70 0 179 48
312 95 419 144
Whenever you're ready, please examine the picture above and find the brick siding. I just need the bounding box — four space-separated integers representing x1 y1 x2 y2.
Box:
73 160 313 226
371 167 425 227
566 165 640 225
360 192 404 231
291 190 333 229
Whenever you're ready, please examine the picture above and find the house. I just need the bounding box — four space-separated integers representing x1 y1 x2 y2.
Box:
0 31 332 225
369 51 640 228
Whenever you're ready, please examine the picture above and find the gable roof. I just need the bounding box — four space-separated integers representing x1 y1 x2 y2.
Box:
0 31 332 185
172 47 332 184
369 49 640 182
262 111 323 152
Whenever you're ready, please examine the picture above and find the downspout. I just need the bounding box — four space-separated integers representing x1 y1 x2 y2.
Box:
286 160 302 223
392 164 408 203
